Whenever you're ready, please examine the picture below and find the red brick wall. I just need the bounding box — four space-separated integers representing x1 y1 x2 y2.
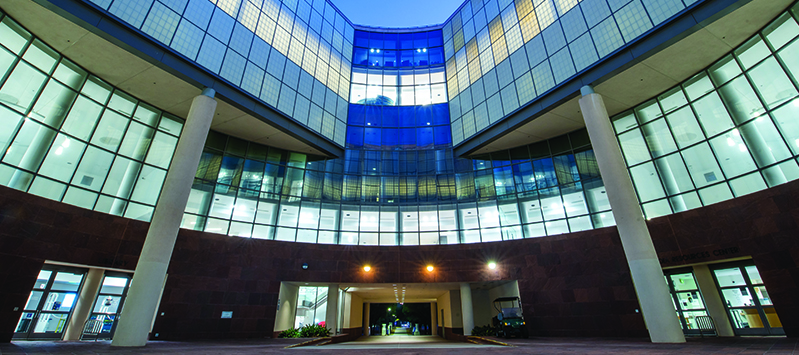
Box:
2 177 799 341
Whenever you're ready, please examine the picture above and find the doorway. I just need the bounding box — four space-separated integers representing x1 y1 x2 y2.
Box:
664 268 710 335
82 273 131 340
14 266 86 340
711 262 784 335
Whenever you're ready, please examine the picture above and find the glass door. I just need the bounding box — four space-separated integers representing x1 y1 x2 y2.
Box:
14 267 86 340
712 262 784 335
665 269 709 335
83 273 131 340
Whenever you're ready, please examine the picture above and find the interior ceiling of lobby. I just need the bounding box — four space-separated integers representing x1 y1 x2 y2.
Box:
291 281 514 303
2 0 791 158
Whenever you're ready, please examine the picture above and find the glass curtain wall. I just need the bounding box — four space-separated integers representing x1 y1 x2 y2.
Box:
81 0 355 145
613 4 799 218
0 13 184 222
179 28 614 245
446 0 703 144
181 126 614 244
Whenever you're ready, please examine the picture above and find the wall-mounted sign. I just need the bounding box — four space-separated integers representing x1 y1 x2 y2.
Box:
659 246 740 264
221 311 233 319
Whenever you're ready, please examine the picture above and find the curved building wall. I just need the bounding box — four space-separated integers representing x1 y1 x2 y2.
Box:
5 2 799 248
0 13 184 222
4 170 799 340
613 6 799 218
184 117 611 244
445 0 705 144
443 0 701 145
80 0 356 145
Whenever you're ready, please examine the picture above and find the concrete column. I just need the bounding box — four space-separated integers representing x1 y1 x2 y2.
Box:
274 282 299 333
579 86 685 343
325 285 339 334
364 302 370 336
460 283 474 336
693 265 734 336
63 268 104 341
112 89 217 347
430 302 437 335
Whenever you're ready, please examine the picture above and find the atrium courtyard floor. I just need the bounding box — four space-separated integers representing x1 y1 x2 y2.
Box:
0 336 797 354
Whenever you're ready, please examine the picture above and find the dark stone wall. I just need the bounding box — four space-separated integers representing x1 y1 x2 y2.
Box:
2 177 799 342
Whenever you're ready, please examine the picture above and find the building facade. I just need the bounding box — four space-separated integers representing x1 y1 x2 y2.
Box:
1 0 798 344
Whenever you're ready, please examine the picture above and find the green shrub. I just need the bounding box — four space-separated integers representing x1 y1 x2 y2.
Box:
471 324 496 337
278 328 300 338
299 324 330 338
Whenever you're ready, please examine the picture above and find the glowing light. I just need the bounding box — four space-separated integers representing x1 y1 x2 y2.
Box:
363 265 371 272
55 146 63 155
426 265 434 272
488 262 497 269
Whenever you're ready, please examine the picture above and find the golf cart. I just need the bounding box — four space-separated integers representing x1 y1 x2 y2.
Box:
492 297 528 338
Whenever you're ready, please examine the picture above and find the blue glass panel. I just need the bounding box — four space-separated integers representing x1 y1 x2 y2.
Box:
428 31 443 47
383 33 399 49
399 33 414 49
398 106 415 127
400 50 414 66
369 32 384 48
344 150 361 173
432 104 450 125
415 105 433 126
347 104 365 125
413 32 428 48
353 47 368 66
414 49 429 66
400 151 418 174
354 30 369 47
382 106 398 127
368 49 383 67
399 128 416 146
512 162 536 193
533 158 558 188
346 126 363 148
383 50 398 67
363 105 381 126
417 127 434 148
434 126 451 145
382 128 398 146
364 127 381 147
217 155 243 185
428 47 444 65
419 151 435 174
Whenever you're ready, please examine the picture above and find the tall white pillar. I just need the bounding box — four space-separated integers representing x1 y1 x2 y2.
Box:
460 283 474 336
363 302 371 336
63 268 104 341
112 89 217 347
579 86 685 343
325 285 339 335
693 265 734 336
